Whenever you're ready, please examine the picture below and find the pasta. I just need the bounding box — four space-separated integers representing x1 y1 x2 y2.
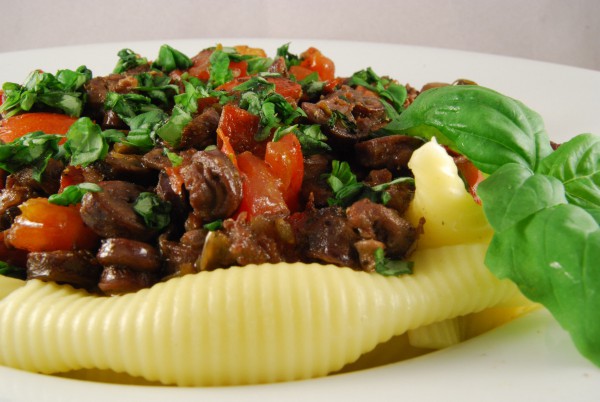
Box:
0 244 521 386
0 140 532 386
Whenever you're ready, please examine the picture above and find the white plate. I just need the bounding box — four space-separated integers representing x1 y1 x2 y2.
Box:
1 39 599 402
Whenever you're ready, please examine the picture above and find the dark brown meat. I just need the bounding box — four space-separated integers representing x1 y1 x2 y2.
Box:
180 107 220 150
346 198 417 259
354 135 424 174
197 215 293 271
180 149 243 221
80 180 153 241
267 57 289 77
98 266 158 295
142 148 172 171
97 151 158 186
96 238 161 272
299 153 333 208
84 74 138 128
0 187 36 230
292 206 360 268
27 250 102 290
302 86 388 148
5 158 64 196
158 235 200 278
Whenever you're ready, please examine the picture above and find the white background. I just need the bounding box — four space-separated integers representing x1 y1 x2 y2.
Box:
1 0 598 70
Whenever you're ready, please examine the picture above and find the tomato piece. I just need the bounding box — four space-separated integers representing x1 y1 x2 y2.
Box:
188 49 213 81
233 45 267 57
164 166 185 196
0 112 77 143
217 104 266 157
228 60 248 79
265 134 304 212
236 152 289 219
288 65 315 82
299 47 335 81
455 157 485 204
58 166 85 193
6 198 99 252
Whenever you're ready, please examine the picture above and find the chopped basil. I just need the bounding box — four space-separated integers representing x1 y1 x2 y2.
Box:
113 48 148 74
0 66 91 118
63 117 109 167
208 50 233 88
203 219 223 231
163 148 183 167
0 131 62 181
121 110 168 151
374 248 413 276
348 67 407 114
48 182 102 206
324 160 413 206
328 110 357 133
133 192 171 230
273 124 331 155
152 45 192 73
0 261 24 279
276 43 301 68
104 92 160 119
134 72 179 106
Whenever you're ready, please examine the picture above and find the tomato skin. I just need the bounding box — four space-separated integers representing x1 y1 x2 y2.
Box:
265 134 304 212
6 198 99 252
299 47 335 81
236 152 289 219
0 112 77 144
288 65 316 81
455 157 485 204
217 104 265 157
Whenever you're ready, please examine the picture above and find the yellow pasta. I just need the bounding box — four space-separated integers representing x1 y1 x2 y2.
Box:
406 138 493 248
0 243 522 386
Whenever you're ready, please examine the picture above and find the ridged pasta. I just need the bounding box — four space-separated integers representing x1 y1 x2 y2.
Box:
0 242 523 386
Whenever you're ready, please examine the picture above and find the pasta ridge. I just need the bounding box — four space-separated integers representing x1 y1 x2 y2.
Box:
0 242 522 386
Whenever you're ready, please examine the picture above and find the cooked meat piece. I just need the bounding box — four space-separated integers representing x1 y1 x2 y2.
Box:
98 151 158 186
180 107 220 150
84 74 138 127
354 135 424 174
292 206 361 268
158 234 200 278
267 56 289 76
299 153 333 208
302 86 388 148
0 186 36 230
27 249 102 290
5 158 64 196
142 148 172 171
198 215 291 271
346 198 417 259
80 180 153 241
180 149 243 221
98 266 158 295
156 169 189 225
354 238 386 272
384 182 414 215
96 238 161 272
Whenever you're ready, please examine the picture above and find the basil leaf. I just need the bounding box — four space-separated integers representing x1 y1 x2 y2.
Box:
48 182 102 206
155 107 192 147
0 67 90 118
0 131 61 181
484 203 600 366
122 110 168 151
133 192 171 230
63 117 109 166
537 133 600 211
104 92 158 119
0 261 24 278
276 43 300 68
153 45 192 73
134 72 179 106
209 50 233 88
477 163 568 232
391 85 553 174
273 124 331 156
203 219 223 231
113 48 148 74
374 248 413 276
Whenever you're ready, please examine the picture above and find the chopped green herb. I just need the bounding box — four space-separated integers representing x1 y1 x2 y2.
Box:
63 117 109 167
0 66 91 118
152 45 192 73
374 248 413 276
133 192 171 230
104 92 160 119
328 110 357 133
276 43 301 69
209 50 233 88
134 72 179 106
113 49 148 74
203 219 223 231
273 124 331 155
163 148 183 167
348 67 407 114
0 131 61 181
0 261 24 279
48 182 102 206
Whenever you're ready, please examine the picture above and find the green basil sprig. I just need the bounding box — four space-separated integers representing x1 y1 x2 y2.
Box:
396 84 600 368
